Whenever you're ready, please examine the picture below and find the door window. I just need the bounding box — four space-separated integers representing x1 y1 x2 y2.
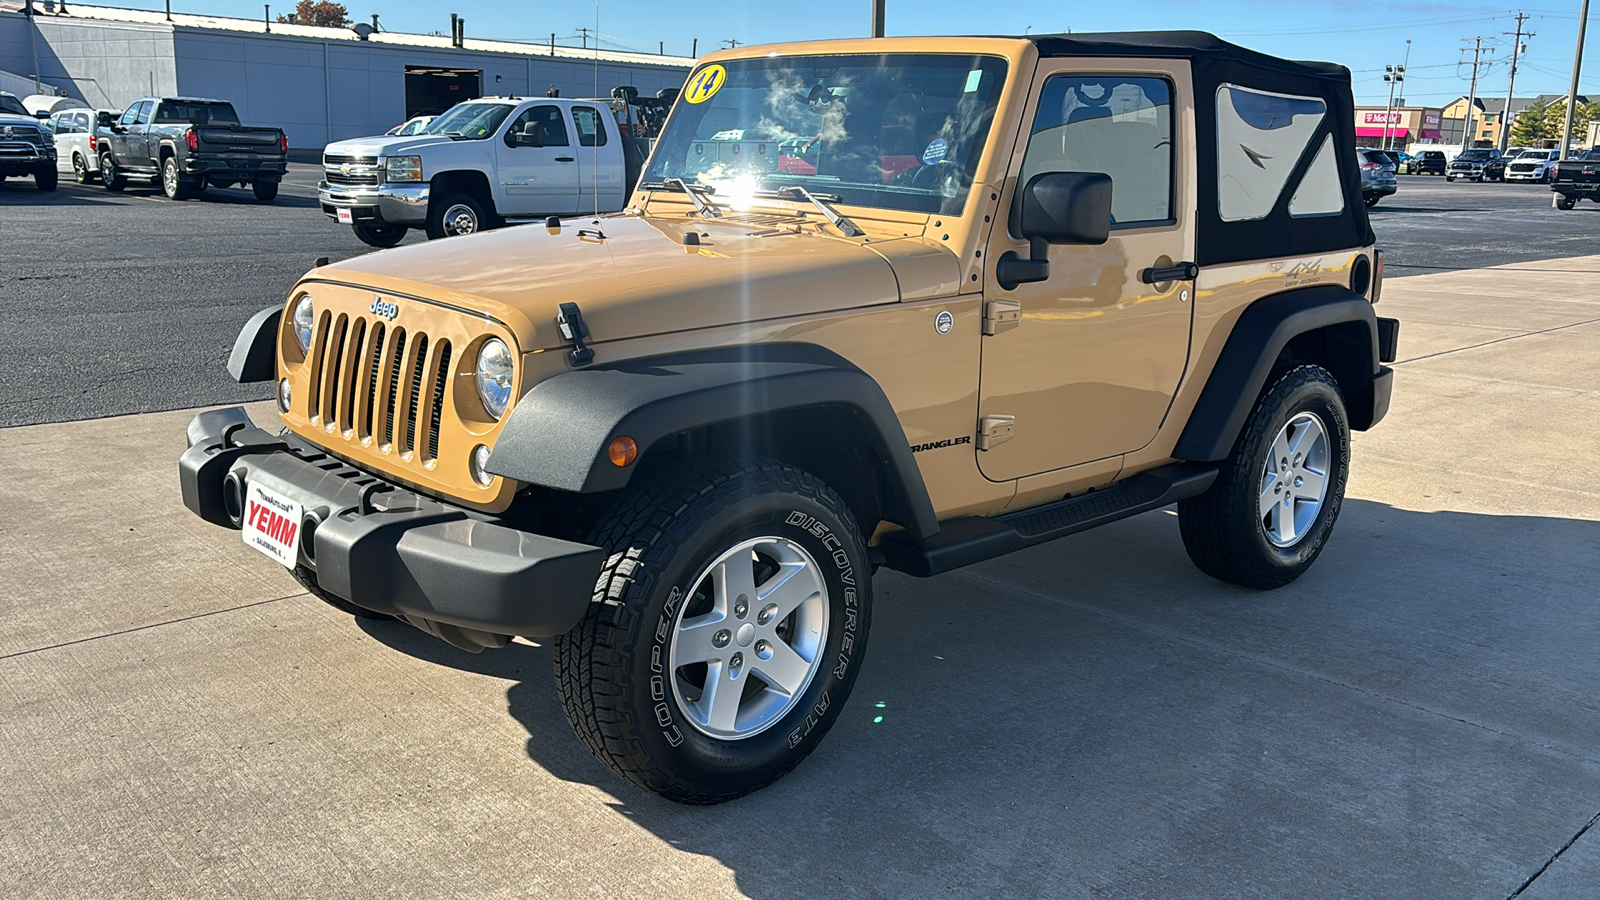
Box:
1020 75 1174 226
571 107 608 146
506 106 570 147
119 105 140 127
131 101 154 126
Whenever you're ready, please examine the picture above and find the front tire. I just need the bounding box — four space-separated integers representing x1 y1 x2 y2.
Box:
34 167 57 191
100 154 126 191
555 458 872 804
425 191 487 239
352 221 407 248
1179 365 1350 590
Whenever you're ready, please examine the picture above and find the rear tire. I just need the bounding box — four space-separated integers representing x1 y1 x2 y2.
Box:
425 191 487 239
353 221 407 248
1364 195 1380 207
161 156 192 200
291 565 393 620
252 180 279 202
1556 195 1576 210
72 153 94 184
555 457 872 804
100 154 126 191
1179 365 1350 590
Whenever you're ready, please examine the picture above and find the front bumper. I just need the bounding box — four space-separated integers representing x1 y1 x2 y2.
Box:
318 181 430 226
0 143 53 174
1504 170 1545 181
179 407 604 648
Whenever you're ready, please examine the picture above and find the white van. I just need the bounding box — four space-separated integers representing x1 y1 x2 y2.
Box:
49 107 119 183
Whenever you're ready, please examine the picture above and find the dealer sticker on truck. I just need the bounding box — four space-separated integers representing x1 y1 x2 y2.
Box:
242 482 304 569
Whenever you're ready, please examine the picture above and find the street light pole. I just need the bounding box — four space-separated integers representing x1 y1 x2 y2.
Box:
1558 0 1590 158
1383 64 1405 150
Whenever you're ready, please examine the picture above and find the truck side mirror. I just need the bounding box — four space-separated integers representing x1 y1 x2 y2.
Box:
507 130 543 148
996 171 1113 290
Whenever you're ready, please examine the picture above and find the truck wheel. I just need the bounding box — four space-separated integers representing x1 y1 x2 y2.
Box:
290 565 392 620
1556 195 1576 210
161 157 193 200
425 192 486 239
555 457 872 804
99 155 126 192
35 167 57 192
1178 365 1350 590
353 221 407 248
72 153 94 184
252 180 279 202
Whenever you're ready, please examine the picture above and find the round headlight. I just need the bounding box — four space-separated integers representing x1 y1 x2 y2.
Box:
292 296 315 354
476 338 514 420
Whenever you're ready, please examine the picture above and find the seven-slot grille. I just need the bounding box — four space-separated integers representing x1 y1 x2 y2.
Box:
323 153 381 187
306 311 453 464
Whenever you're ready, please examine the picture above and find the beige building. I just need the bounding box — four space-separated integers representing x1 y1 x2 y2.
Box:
1354 106 1443 148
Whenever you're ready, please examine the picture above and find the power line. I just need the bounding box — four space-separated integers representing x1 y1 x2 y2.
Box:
1459 35 1497 149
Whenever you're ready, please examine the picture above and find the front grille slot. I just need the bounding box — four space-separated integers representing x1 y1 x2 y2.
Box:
359 322 385 440
426 342 452 462
383 329 407 448
318 314 350 428
401 336 429 455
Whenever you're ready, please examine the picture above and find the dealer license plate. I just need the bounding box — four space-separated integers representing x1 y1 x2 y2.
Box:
242 481 304 569
336 207 354 224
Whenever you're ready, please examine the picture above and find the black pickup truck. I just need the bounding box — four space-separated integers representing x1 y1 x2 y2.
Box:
95 97 287 201
1551 149 1600 210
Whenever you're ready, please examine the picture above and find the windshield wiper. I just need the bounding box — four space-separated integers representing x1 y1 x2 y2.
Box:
766 185 864 237
641 177 721 218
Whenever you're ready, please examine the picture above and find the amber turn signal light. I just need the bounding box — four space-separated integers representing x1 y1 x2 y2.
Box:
607 435 639 467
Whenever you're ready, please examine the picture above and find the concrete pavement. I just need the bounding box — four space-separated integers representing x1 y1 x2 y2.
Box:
2 257 1598 898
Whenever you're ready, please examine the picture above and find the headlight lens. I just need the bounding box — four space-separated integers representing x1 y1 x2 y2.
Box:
386 155 422 183
292 296 315 354
476 338 514 420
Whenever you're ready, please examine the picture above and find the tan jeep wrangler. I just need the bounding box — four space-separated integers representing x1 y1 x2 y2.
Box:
182 31 1399 803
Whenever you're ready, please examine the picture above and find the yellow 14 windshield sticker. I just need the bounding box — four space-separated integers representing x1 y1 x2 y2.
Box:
684 65 726 104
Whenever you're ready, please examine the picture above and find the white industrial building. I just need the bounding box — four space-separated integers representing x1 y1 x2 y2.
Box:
0 2 693 151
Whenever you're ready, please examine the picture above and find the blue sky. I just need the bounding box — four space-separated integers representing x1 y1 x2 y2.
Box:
117 0 1600 107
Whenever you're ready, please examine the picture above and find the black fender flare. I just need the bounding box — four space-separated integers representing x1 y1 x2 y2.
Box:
1174 284 1381 462
227 305 279 384
486 343 940 540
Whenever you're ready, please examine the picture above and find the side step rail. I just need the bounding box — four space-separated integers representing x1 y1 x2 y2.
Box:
880 463 1218 577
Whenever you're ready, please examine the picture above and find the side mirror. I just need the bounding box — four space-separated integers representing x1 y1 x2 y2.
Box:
996 171 1113 291
507 130 542 148
34 110 50 120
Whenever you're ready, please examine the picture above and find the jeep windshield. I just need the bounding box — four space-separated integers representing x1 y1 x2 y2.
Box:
426 102 514 140
643 53 1008 216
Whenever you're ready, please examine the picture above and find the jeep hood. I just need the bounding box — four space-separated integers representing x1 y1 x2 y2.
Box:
313 215 959 352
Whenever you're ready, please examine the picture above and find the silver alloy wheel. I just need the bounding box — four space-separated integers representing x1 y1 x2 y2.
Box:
668 536 830 740
441 203 480 236
73 154 88 182
162 159 177 195
100 155 114 181
1258 412 1332 548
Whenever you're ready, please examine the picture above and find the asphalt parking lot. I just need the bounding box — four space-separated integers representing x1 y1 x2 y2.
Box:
2 173 1599 898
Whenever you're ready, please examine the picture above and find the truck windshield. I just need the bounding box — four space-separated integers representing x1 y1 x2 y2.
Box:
155 102 240 125
427 102 514 140
643 53 1009 216
0 94 28 116
1458 150 1493 160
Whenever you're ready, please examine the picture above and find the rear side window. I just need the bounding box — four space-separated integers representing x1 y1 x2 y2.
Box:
1021 74 1174 226
1216 84 1336 221
155 102 240 125
571 106 608 147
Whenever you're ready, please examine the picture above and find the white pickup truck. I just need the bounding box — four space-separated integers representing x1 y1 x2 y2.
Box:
318 97 640 247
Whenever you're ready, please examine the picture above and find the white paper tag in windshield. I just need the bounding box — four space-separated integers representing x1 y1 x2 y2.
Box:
964 70 983 93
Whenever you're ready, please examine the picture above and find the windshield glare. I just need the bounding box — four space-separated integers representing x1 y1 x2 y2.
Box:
427 102 513 139
644 54 1009 216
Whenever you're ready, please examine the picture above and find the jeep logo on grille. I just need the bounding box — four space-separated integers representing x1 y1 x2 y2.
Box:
369 297 399 320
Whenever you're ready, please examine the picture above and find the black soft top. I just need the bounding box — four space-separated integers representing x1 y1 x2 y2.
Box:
1014 30 1374 264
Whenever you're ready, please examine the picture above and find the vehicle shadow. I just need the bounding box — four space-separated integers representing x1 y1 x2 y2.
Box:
361 498 1600 898
1367 206 1496 214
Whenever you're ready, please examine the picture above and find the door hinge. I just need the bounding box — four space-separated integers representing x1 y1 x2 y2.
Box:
983 299 1022 336
977 415 1015 451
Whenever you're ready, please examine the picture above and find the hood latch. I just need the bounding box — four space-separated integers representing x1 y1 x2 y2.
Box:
555 302 595 367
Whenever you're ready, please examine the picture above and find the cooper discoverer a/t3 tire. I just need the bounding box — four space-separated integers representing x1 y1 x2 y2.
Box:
1178 364 1350 590
555 457 872 804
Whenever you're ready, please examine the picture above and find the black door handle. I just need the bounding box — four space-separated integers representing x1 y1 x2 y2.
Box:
554 156 576 162
1140 261 1199 284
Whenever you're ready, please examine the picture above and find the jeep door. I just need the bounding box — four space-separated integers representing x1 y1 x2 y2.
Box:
978 63 1195 482
495 105 581 216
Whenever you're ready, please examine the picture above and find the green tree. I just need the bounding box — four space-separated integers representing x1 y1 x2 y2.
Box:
276 1 350 26
1510 97 1551 145
1538 98 1597 146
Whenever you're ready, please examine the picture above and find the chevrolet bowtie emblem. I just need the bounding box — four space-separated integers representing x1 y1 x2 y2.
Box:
340 162 352 175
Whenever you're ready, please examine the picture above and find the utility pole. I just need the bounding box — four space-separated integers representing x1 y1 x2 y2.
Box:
1382 63 1405 150
1460 36 1496 150
871 0 885 38
576 26 591 49
1499 12 1533 151
721 39 741 49
1558 0 1590 160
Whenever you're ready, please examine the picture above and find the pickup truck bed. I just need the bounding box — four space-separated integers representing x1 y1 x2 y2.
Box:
1551 150 1600 209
